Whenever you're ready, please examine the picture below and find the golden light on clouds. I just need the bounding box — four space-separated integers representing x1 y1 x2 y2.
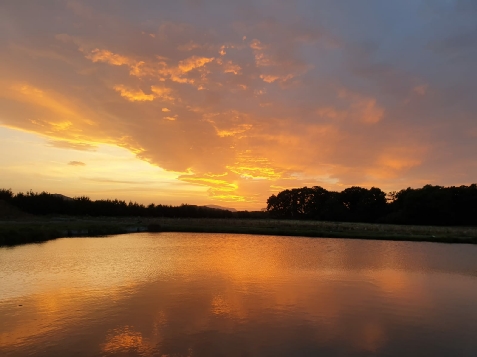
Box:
150 85 174 101
87 49 135 67
113 85 154 102
0 1 476 208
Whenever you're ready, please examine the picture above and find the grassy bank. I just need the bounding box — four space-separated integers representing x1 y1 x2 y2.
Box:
1 216 477 247
154 218 477 244
0 220 145 246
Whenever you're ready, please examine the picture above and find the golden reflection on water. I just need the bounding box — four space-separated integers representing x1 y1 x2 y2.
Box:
101 326 154 355
1 233 477 356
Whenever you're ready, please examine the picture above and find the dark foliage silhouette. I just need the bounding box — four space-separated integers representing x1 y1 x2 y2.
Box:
267 184 477 226
1 189 238 219
0 189 13 201
2 184 477 226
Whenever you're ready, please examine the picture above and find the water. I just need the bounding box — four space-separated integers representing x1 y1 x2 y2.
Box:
1 233 477 356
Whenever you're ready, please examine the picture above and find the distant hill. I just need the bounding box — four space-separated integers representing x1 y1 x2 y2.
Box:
204 205 237 212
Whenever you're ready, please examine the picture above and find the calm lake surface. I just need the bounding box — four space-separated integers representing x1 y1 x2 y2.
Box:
1 233 477 356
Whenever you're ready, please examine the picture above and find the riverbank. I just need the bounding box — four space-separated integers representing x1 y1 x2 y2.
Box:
1 216 477 247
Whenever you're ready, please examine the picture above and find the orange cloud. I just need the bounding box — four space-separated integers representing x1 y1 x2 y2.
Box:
178 174 248 202
177 56 214 73
260 73 294 83
367 146 427 179
222 61 242 75
227 151 283 180
179 175 238 191
203 111 254 138
113 85 154 102
150 86 174 101
338 89 384 124
82 46 216 89
250 39 275 67
49 141 97 151
2 4 475 210
86 49 134 66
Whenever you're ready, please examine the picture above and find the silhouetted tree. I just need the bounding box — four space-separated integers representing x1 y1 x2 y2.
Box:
0 189 13 201
340 186 387 222
3 184 477 225
267 184 477 226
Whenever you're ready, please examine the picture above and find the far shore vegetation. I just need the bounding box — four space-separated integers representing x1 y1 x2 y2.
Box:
1 184 477 246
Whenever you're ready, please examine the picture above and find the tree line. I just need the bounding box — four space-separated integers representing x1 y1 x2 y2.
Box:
0 189 264 219
266 184 477 226
2 184 476 225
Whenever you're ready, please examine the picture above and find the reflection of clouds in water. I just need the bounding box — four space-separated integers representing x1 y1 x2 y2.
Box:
142 271 476 356
101 326 154 355
211 295 232 316
1 234 477 356
0 235 180 300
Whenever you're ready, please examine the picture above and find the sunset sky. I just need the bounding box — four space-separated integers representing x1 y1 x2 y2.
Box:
1 0 476 210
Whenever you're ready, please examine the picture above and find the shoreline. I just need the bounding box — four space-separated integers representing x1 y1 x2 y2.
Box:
1 217 477 247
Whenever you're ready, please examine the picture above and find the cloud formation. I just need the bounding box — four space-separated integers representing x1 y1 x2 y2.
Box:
68 161 86 167
0 0 476 208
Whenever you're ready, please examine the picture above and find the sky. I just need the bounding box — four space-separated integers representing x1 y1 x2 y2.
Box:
0 0 476 210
